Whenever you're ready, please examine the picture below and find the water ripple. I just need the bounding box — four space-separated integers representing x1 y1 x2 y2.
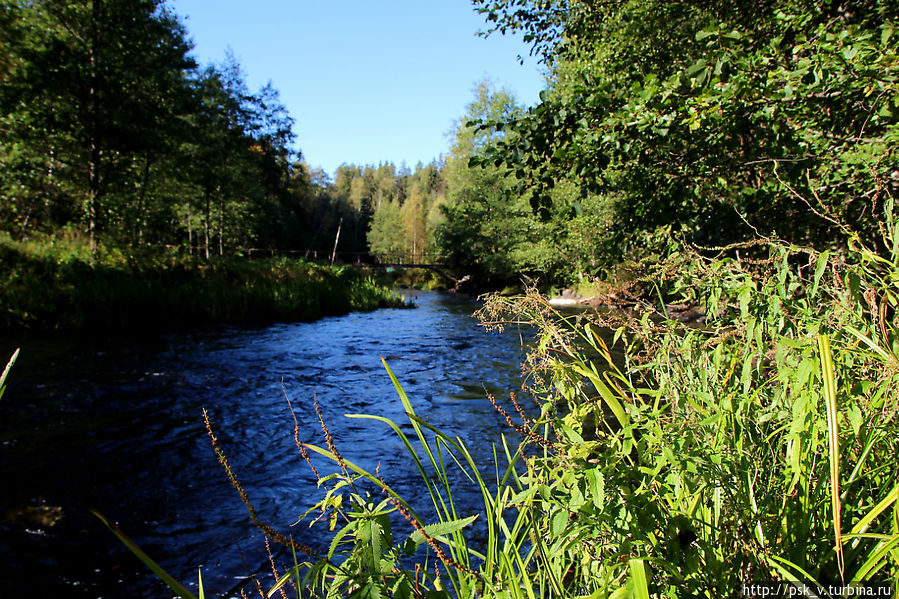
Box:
0 291 531 597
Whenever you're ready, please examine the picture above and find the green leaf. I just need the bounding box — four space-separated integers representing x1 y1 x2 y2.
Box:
629 559 650 599
685 59 707 77
409 514 478 546
695 27 718 41
570 362 629 429
559 422 584 444
586 469 606 509
328 521 356 560
810 251 829 297
550 509 568 537
369 518 383 571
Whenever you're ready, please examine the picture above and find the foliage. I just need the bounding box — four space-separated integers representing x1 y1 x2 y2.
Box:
468 0 899 279
368 199 407 261
435 81 561 288
0 0 195 249
362 161 447 264
473 199 899 594
0 0 356 259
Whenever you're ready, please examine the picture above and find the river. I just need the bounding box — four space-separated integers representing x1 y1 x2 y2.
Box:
0 291 532 598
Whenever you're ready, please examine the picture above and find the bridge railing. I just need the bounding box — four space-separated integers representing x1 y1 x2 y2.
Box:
368 252 443 266
152 245 444 266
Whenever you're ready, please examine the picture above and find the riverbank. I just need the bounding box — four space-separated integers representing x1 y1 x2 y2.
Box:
0 236 406 331
369 266 450 291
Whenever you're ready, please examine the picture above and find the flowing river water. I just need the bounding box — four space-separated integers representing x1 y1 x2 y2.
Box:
0 290 535 598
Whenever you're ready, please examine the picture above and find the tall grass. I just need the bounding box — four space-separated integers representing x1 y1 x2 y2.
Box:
0 234 405 330
464 199 899 593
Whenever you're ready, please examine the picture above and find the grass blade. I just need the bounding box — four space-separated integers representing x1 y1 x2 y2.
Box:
849 483 899 538
92 509 197 599
629 558 650 599
818 334 844 582
849 536 899 583
764 555 823 587
302 443 419 517
570 361 629 429
0 348 19 401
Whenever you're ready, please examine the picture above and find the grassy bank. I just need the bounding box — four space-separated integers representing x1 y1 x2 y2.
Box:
374 267 451 291
0 235 405 331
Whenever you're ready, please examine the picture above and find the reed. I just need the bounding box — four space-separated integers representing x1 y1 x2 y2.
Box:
262 199 899 596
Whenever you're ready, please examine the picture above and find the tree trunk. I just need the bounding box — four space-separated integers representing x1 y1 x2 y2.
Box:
86 0 102 256
218 195 224 256
204 181 211 260
135 155 152 245
331 217 343 265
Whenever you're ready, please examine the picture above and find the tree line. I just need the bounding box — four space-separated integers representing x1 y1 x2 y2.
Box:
0 0 535 287
3 0 896 293
1 0 346 259
362 0 898 290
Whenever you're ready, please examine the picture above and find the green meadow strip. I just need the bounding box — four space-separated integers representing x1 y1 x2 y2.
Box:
0 239 404 330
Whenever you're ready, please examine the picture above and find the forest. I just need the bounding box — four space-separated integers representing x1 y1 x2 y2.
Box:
3 0 898 294
0 0 535 294
0 0 371 261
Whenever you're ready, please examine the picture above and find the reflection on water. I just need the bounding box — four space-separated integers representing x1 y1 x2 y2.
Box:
0 291 531 597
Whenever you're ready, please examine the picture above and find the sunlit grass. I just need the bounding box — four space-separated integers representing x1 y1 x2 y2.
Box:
0 234 405 330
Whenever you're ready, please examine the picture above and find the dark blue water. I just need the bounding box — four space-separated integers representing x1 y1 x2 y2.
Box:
0 291 531 598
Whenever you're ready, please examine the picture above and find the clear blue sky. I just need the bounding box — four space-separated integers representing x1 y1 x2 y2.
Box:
168 0 547 177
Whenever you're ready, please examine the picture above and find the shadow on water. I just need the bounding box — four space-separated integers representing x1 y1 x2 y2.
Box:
0 290 533 597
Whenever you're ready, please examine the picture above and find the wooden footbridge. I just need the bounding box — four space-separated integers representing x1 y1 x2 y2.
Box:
189 246 468 288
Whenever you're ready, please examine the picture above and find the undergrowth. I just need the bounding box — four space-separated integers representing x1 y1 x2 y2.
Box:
0 234 405 330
